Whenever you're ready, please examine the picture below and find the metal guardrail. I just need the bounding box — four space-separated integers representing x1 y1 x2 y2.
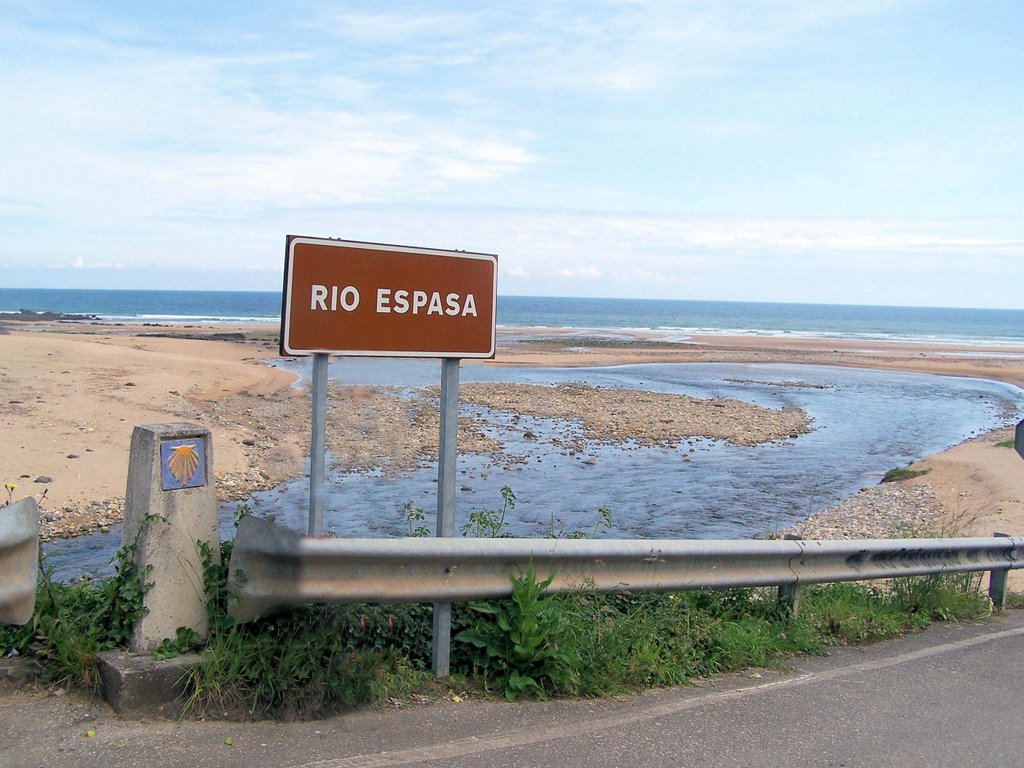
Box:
227 515 1024 623
1 497 39 625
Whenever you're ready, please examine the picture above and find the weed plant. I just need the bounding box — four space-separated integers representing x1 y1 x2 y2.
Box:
455 562 579 700
461 485 517 538
0 521 151 690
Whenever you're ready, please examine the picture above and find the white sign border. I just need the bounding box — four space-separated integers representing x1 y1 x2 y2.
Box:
281 236 498 358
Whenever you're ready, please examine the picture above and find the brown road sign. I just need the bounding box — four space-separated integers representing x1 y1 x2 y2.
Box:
281 236 497 358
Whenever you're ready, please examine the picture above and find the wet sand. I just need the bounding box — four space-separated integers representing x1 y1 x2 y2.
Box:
492 329 1024 390
2 320 1022 581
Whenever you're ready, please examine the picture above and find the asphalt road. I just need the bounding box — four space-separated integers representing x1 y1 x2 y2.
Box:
3 610 1023 768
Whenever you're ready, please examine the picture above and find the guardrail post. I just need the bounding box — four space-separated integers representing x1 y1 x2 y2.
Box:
776 534 801 617
776 583 801 617
988 532 1011 611
123 423 220 653
0 497 39 626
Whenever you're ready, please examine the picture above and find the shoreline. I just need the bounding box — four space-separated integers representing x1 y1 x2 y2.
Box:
6 307 1024 350
2 320 1022 585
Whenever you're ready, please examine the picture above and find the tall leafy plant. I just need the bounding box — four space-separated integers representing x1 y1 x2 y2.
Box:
454 561 579 700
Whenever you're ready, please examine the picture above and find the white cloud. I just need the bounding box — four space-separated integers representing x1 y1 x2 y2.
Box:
1 2 1021 309
300 207 1023 302
316 10 484 46
552 265 603 279
67 258 123 270
0 29 537 258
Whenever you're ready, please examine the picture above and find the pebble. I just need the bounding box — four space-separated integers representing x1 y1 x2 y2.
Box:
780 483 943 540
39 498 124 542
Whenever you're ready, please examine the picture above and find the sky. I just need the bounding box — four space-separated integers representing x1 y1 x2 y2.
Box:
1 0 1022 308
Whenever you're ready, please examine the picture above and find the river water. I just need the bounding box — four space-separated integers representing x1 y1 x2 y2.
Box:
42 360 1022 581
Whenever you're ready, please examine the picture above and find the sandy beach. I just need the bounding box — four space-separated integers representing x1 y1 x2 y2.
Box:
2 319 1022 588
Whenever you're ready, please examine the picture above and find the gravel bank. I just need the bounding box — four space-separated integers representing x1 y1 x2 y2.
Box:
781 483 945 540
458 382 811 449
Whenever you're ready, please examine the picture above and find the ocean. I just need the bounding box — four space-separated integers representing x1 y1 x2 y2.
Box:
2 287 1024 346
10 287 1022 578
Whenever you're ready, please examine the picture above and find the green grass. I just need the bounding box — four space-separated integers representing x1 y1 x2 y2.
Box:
1005 592 1024 610
995 439 1015 449
881 466 931 483
181 603 435 718
549 589 823 694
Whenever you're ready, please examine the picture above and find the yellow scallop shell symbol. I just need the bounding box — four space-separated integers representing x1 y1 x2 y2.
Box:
167 443 200 486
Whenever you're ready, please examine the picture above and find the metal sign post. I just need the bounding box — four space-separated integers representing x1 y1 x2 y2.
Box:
307 353 330 536
1015 419 1024 462
279 235 496 675
432 357 461 677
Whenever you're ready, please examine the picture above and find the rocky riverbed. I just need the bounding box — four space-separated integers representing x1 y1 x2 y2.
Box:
457 383 811 449
33 380 813 541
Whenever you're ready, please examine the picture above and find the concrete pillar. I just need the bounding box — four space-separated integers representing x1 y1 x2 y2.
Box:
0 497 39 626
123 423 219 653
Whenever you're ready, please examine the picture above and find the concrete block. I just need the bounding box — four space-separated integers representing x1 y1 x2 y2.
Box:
0 497 39 625
123 424 220 654
97 650 199 718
